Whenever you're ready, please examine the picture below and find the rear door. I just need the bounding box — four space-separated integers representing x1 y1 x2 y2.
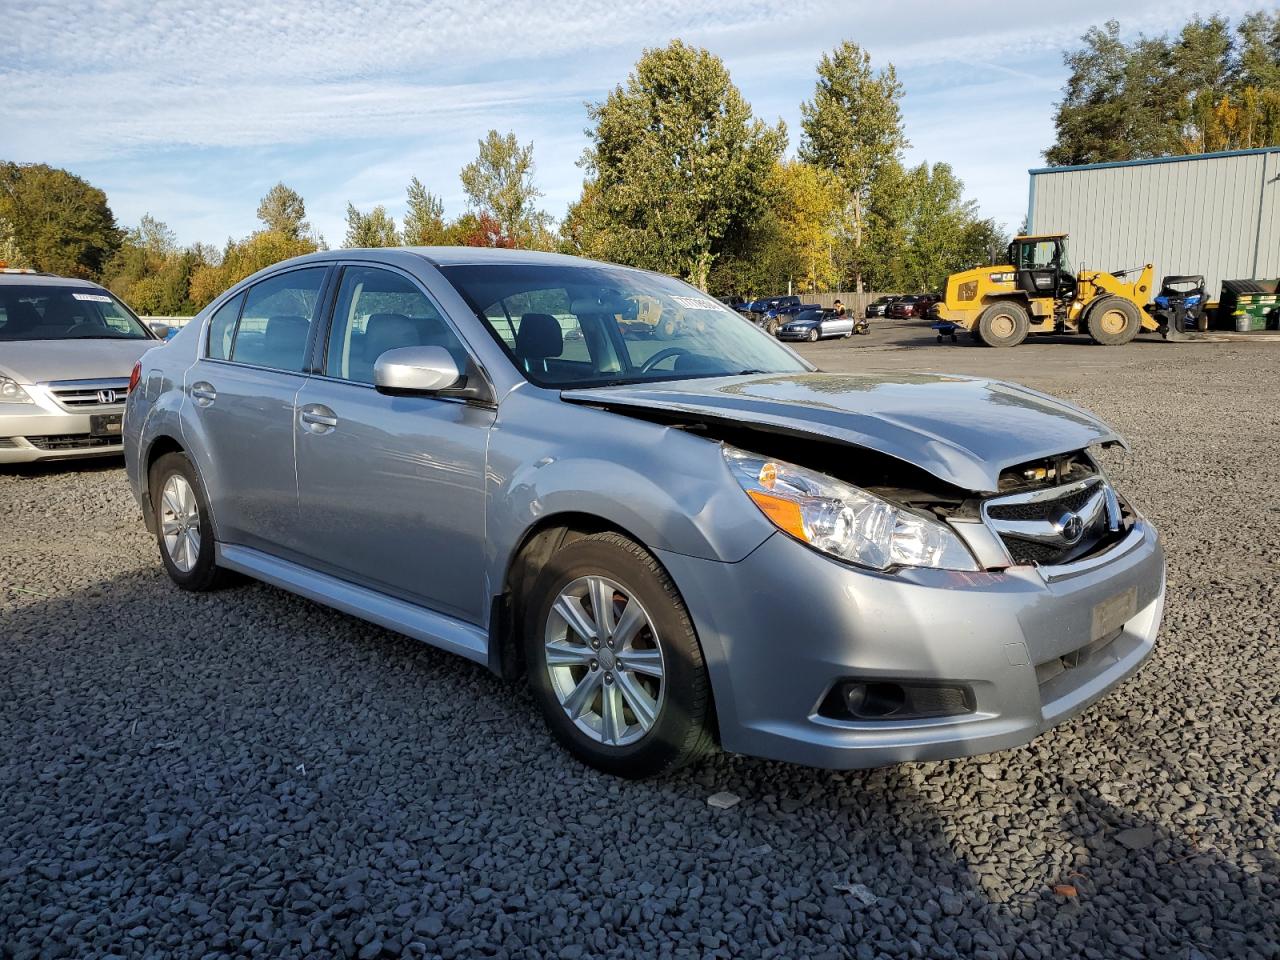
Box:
185 266 331 554
292 264 494 623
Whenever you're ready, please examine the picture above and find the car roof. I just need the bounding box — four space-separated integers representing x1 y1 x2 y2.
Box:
0 272 109 290
405 246 604 268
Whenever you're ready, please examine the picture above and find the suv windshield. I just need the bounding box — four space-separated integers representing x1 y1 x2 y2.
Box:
0 284 152 341
441 263 809 387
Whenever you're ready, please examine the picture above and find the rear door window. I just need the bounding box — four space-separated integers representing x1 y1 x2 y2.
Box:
206 293 244 360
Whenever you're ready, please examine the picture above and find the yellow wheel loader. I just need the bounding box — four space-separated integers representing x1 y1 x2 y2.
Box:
933 234 1159 347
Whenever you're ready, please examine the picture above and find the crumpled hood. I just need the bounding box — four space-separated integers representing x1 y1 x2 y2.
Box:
0 339 158 384
563 372 1124 493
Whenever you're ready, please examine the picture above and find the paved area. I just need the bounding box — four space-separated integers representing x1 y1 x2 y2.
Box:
1 320 1277 959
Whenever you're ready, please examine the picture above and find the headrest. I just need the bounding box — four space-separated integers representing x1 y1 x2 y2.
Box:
365 313 419 354
516 313 563 360
264 314 308 345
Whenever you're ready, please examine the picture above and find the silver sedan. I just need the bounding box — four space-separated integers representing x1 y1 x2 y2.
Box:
124 248 1164 777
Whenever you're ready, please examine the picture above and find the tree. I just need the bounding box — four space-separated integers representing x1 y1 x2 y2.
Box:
255 182 311 240
0 162 121 278
402 178 449 245
188 230 319 309
343 203 400 247
1047 11 1280 164
102 214 201 315
753 161 845 293
459 131 553 249
799 41 908 290
580 40 785 289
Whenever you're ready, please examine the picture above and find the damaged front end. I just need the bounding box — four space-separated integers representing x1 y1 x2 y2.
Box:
568 394 1137 577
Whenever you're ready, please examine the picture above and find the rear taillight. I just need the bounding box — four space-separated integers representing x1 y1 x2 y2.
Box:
127 360 142 394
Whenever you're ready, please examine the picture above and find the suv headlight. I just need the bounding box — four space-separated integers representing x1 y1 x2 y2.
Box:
724 446 978 571
0 376 34 404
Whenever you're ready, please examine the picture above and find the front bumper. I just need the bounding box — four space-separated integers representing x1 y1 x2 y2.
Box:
777 327 817 341
657 520 1165 769
0 393 125 463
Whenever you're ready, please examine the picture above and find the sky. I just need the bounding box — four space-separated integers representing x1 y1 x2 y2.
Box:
1 0 1262 248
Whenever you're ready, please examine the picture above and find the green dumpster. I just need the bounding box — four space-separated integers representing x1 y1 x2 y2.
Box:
1218 279 1280 332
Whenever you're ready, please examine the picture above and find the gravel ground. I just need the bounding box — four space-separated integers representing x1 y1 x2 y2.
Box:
2 327 1278 959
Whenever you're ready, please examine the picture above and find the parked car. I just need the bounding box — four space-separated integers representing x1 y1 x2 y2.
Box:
125 248 1165 778
0 270 159 463
760 300 820 335
886 295 927 318
865 295 900 318
776 307 856 341
916 293 943 317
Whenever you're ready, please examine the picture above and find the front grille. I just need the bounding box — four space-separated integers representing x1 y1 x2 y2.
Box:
983 477 1120 568
25 434 119 450
46 379 130 408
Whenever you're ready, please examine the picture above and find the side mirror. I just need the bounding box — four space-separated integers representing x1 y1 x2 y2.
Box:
374 346 462 395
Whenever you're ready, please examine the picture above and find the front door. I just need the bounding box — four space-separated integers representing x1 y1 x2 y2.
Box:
186 266 329 554
293 265 493 623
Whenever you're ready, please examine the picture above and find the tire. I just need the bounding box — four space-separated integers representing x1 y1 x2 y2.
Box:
523 532 716 778
1085 297 1142 345
148 451 230 591
976 301 1030 348
807 328 819 342
765 319 779 336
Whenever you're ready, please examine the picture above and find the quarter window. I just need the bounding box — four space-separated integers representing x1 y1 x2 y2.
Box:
324 267 467 384
230 268 328 372
206 293 244 360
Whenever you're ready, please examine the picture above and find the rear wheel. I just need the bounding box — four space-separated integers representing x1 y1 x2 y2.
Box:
523 532 715 778
149 452 230 591
1085 297 1142 345
976 301 1030 348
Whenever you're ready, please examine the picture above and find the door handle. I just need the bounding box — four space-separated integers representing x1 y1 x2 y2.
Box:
300 403 338 433
191 381 216 406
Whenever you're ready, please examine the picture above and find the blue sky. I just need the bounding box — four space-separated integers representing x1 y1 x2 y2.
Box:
1 0 1259 247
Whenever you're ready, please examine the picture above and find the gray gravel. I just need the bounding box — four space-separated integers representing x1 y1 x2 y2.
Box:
2 329 1278 959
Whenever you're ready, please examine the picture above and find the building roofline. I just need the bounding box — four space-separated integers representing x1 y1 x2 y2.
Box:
1029 146 1280 176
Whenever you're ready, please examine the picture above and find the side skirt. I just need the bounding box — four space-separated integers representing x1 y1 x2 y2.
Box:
216 543 490 666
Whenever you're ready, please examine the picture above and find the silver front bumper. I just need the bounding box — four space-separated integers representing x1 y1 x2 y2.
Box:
658 519 1165 769
0 380 127 463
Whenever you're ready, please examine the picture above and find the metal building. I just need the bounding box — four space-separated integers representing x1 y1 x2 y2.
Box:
1027 147 1280 298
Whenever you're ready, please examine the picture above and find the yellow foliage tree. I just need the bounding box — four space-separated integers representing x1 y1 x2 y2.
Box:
765 160 845 293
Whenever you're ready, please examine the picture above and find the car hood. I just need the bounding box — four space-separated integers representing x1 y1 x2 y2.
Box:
562 372 1124 493
0 339 159 384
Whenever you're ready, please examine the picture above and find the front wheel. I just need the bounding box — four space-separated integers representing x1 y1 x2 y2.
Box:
149 452 231 591
1085 297 1142 345
523 533 715 778
807 328 819 342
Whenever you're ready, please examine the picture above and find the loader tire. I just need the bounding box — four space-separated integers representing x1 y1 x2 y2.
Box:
1085 297 1142 345
976 302 1030 348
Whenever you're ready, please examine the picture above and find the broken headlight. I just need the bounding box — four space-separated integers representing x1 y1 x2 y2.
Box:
724 445 978 571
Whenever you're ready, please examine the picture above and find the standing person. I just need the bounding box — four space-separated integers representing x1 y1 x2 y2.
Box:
832 299 847 318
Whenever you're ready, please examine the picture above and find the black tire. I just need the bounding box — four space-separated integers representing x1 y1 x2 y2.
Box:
807 328 819 342
148 451 231 591
523 532 716 778
1085 296 1142 345
976 301 1030 348
765 319 779 336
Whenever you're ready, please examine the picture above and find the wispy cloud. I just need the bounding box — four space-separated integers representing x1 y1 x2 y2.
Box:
2 0 1263 244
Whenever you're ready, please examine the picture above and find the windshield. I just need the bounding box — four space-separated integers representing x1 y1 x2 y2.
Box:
0 285 152 341
440 263 809 388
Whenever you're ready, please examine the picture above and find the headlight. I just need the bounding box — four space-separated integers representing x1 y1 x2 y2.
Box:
723 446 979 571
0 376 34 404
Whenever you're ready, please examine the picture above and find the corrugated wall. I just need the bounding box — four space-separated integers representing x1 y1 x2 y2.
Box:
1029 149 1280 299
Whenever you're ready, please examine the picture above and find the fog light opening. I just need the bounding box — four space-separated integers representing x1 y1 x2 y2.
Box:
820 679 975 722
844 682 906 718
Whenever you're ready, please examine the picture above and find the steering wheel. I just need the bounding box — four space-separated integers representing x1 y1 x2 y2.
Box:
638 346 691 373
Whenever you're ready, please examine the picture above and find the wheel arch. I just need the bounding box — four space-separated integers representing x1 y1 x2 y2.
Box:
139 434 187 532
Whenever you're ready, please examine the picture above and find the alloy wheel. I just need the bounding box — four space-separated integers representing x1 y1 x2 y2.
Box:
160 474 201 573
544 575 666 747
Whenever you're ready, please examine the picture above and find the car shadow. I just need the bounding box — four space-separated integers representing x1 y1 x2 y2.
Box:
1 455 125 477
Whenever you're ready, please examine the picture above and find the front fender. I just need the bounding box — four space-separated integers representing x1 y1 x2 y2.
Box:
483 392 774 599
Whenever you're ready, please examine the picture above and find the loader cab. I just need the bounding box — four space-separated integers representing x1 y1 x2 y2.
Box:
1009 235 1076 302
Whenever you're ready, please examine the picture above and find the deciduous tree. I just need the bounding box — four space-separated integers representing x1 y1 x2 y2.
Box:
799 41 907 291
0 162 121 278
581 40 785 290
402 178 449 246
343 203 400 247
256 182 312 240
459 131 552 249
